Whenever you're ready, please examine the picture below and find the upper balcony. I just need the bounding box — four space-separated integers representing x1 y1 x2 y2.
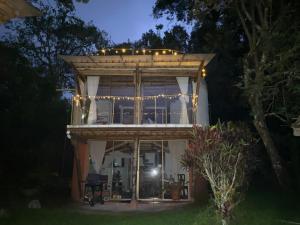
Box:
62 51 214 130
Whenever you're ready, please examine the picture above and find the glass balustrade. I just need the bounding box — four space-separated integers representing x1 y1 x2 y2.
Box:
71 94 194 125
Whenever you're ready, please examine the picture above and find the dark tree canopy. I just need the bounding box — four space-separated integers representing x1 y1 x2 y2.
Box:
3 0 109 88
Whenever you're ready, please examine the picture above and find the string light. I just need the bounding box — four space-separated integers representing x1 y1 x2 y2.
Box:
202 67 206 77
97 48 182 56
73 93 197 102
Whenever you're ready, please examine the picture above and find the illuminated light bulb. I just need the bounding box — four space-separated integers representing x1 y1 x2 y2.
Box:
155 52 159 56
168 49 172 52
151 168 158 177
142 49 146 54
174 52 178 55
115 50 119 53
162 50 166 54
202 68 206 73
203 72 207 77
122 48 126 53
136 50 139 54
101 49 105 53
149 50 152 53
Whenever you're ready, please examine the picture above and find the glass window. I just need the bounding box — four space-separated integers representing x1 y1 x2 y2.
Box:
89 141 134 200
138 141 162 199
96 76 134 124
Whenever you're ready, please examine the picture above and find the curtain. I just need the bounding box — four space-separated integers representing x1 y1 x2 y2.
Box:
176 77 189 124
87 76 100 124
166 140 186 181
88 140 107 174
192 78 209 126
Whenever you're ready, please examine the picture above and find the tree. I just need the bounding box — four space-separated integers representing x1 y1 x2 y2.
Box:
135 29 163 49
0 43 70 186
183 123 254 225
163 25 189 52
3 0 109 88
153 0 299 188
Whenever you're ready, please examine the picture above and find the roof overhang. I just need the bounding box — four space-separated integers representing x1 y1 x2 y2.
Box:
61 54 215 77
0 0 41 23
292 116 300 136
67 124 194 140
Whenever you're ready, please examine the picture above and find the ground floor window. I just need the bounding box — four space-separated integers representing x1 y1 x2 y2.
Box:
138 140 189 200
88 139 189 200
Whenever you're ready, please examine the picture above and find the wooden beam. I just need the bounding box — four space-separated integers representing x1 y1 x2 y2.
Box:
193 61 204 124
131 137 139 207
134 64 141 124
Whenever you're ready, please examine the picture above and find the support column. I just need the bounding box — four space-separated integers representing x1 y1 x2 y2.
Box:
193 62 204 124
134 64 141 124
71 140 89 201
130 137 139 208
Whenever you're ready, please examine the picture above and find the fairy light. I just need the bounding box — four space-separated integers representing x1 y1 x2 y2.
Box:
74 93 197 102
97 48 183 56
202 68 206 77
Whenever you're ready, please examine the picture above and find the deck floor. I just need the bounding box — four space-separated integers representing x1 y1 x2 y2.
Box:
76 201 190 213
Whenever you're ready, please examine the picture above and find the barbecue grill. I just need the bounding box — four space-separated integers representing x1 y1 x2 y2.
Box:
84 173 108 206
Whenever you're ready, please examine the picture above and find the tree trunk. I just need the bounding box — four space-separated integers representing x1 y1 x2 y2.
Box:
250 97 290 188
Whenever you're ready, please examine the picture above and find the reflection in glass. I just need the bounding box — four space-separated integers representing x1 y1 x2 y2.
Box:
89 141 134 200
139 141 162 199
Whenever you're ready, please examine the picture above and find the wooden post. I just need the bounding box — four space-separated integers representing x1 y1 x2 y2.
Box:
71 140 89 201
193 62 204 124
130 137 139 207
134 64 141 124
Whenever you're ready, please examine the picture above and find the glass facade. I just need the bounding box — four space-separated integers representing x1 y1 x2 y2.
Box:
89 140 189 201
73 75 195 125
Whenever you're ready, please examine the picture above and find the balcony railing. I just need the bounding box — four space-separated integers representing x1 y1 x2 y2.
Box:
71 94 197 125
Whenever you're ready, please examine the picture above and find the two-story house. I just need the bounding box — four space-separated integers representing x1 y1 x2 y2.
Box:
62 50 214 203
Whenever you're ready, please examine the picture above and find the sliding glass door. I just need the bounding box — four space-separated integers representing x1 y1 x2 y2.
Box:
138 141 162 199
94 141 134 200
138 140 189 200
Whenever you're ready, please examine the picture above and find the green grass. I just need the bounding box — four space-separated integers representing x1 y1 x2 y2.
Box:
1 192 299 225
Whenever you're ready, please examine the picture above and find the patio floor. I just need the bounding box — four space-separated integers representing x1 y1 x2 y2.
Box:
76 201 190 213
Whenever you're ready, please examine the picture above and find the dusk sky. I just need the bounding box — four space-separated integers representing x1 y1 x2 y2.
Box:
73 0 191 43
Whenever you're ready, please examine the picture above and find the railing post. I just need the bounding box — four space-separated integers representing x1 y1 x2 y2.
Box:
134 64 141 124
154 97 157 123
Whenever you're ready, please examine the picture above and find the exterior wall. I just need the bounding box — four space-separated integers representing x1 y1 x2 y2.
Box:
71 141 89 201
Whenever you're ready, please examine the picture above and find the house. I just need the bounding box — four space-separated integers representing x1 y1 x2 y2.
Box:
0 0 41 23
62 50 215 203
292 116 300 136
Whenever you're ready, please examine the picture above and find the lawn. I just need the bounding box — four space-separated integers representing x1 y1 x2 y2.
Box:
0 192 299 225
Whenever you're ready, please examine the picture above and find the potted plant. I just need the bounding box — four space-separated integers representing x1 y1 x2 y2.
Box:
166 181 182 200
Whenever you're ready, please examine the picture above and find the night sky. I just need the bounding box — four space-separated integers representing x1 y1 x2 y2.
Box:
74 0 191 43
